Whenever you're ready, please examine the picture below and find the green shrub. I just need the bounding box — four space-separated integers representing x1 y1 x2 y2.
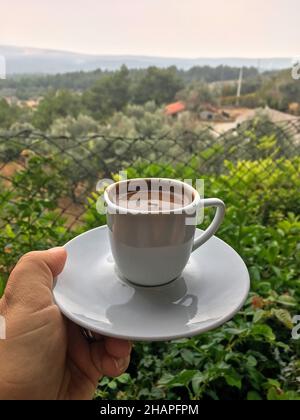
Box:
91 159 300 400
0 155 72 289
0 153 299 400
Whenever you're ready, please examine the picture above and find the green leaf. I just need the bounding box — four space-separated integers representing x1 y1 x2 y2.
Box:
271 309 293 329
246 355 257 368
157 373 175 386
117 373 131 384
258 282 272 293
5 224 15 239
247 367 265 389
253 310 266 324
266 379 281 389
267 388 284 401
247 391 262 400
181 349 195 365
225 327 248 335
249 266 261 282
159 370 198 388
191 372 206 395
252 324 276 342
224 370 242 390
272 266 282 278
108 380 117 390
276 295 297 308
171 370 198 387
0 276 6 297
99 377 110 386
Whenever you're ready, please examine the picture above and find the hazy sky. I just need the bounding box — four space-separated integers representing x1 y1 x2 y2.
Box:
1 0 299 57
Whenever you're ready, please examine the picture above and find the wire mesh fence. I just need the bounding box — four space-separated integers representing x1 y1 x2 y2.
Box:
0 118 299 232
1 118 300 402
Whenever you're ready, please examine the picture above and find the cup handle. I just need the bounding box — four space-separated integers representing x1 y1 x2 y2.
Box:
192 198 225 252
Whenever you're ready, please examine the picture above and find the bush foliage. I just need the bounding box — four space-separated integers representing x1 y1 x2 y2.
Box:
0 147 299 400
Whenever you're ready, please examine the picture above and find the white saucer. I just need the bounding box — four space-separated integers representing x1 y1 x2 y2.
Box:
53 226 250 342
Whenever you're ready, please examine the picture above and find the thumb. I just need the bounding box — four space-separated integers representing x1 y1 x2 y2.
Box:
15 247 68 279
2 248 67 313
38 247 67 278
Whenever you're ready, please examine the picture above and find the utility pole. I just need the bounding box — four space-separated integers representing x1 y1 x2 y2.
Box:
236 67 243 107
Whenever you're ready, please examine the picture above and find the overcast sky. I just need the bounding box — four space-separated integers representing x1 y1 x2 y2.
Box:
1 0 299 57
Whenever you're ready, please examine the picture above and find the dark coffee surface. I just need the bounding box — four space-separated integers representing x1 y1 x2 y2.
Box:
117 190 191 211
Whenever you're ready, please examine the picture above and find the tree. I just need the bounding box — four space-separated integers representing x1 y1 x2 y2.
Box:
0 99 24 130
179 65 259 84
32 90 82 130
50 114 100 138
82 65 130 120
176 82 218 112
132 66 184 105
279 82 300 110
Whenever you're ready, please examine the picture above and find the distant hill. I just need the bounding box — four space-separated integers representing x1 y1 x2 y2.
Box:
0 45 292 75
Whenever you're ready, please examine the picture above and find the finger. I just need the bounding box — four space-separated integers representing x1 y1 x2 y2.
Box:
66 322 102 385
91 341 131 378
16 247 67 279
102 354 131 378
65 322 104 400
3 248 67 312
68 325 132 385
104 337 132 359
45 247 68 277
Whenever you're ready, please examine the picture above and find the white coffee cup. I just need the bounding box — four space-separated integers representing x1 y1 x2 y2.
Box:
104 178 225 287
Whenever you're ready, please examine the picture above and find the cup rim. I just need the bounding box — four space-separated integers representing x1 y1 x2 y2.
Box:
104 178 201 215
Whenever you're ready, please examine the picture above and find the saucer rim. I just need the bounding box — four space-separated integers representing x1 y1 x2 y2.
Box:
54 225 250 342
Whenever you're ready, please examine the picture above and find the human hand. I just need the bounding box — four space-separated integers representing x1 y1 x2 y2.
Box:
0 248 132 400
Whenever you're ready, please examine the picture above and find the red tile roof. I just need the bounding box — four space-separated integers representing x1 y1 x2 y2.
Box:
165 101 186 115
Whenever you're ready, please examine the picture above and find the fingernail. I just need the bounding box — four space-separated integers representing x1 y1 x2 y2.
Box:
116 357 128 371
